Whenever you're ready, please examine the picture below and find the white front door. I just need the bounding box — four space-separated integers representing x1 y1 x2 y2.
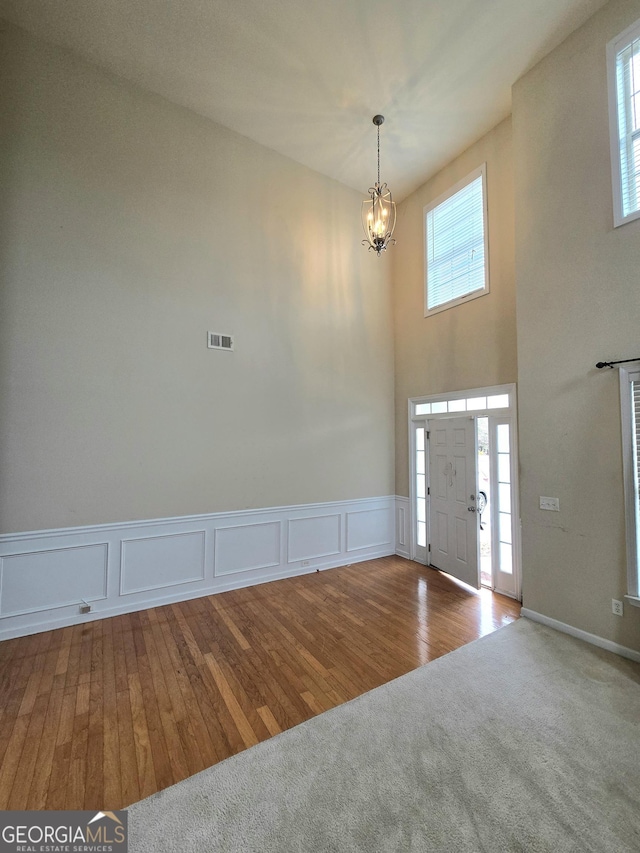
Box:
428 416 480 589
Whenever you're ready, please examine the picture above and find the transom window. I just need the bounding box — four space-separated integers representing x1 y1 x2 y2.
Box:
608 18 640 227
414 392 509 416
424 164 489 316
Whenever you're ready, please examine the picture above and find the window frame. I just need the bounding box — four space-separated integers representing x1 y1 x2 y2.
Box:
619 365 640 607
607 18 640 228
423 163 490 317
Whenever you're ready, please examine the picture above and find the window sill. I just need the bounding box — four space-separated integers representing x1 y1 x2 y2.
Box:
624 595 640 609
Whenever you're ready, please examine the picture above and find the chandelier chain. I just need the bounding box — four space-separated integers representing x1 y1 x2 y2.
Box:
377 124 380 187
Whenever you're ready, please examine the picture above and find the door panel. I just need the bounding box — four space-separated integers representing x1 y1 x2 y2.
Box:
436 511 448 559
453 427 466 445
455 517 467 562
454 455 467 502
428 416 480 589
434 453 447 500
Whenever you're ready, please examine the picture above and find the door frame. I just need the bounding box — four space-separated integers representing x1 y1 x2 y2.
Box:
408 383 521 600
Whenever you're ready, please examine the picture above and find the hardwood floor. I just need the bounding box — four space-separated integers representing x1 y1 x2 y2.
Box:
0 556 520 811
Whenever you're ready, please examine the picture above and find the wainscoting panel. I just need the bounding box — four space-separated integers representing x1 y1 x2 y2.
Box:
0 496 396 639
214 521 281 577
120 531 206 595
346 507 393 553
395 496 411 560
0 543 108 617
287 514 341 563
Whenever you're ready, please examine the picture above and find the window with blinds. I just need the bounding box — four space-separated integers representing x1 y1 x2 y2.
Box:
608 19 640 227
424 164 489 316
620 368 640 603
631 377 640 560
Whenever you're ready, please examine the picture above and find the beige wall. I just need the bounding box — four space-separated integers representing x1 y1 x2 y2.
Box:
0 24 395 533
393 118 517 496
514 0 640 649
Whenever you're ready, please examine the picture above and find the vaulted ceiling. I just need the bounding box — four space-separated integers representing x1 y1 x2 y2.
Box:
0 0 609 200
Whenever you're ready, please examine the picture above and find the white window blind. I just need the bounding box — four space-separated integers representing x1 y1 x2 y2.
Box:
424 166 488 314
620 366 640 604
632 378 640 551
608 19 640 226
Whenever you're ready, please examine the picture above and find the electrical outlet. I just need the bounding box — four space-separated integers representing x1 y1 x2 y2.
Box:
539 496 560 511
302 560 310 567
612 599 624 616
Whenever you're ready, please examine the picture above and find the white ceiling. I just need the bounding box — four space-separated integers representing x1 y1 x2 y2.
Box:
0 0 609 200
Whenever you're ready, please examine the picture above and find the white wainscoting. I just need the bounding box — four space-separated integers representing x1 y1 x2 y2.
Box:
395 496 411 560
287 514 341 564
0 543 108 618
215 521 281 577
0 496 396 639
346 507 393 552
120 531 207 595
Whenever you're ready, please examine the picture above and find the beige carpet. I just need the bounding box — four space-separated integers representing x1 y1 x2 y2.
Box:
128 619 640 852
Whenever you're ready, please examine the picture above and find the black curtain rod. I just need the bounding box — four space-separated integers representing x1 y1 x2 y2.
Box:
596 357 640 369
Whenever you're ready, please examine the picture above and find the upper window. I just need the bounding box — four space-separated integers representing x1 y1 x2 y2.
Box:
424 164 489 316
608 19 640 227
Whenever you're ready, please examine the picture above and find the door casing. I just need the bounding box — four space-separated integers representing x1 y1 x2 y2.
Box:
408 384 521 600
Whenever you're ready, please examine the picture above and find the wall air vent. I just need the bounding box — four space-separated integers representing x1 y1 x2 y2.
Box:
208 331 234 351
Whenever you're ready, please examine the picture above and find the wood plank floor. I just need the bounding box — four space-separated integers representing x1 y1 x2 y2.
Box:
0 556 520 811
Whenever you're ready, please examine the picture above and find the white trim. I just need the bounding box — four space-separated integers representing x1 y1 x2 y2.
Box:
0 495 389 544
0 543 109 617
395 496 411 559
407 384 521 600
408 417 429 565
287 514 342 564
424 163 490 316
521 609 640 663
214 521 282 576
489 414 521 600
345 507 394 552
0 496 396 640
120 530 207 595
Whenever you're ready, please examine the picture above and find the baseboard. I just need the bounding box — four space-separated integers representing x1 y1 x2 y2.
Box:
0 496 396 640
521 608 640 663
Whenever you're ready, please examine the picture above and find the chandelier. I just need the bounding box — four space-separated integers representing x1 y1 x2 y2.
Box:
362 115 396 256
